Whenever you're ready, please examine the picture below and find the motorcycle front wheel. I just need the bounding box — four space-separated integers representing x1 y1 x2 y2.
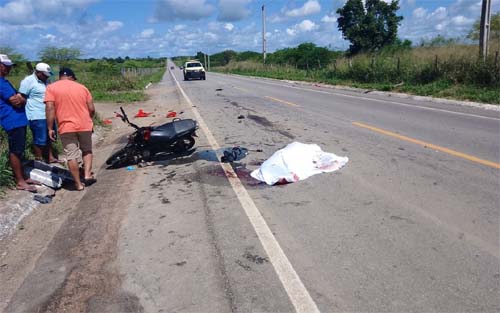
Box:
106 146 138 168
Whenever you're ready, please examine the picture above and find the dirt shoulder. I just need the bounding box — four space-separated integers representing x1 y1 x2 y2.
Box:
0 73 183 313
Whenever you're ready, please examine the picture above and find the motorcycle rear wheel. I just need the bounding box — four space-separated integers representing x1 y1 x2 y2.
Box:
173 136 195 153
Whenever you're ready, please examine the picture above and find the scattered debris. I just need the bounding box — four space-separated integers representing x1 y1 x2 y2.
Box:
103 119 113 125
33 194 54 204
166 111 177 118
135 109 153 118
250 142 349 185
215 88 223 91
237 115 245 119
235 259 252 271
145 82 152 89
126 166 136 171
221 147 249 163
244 252 269 264
173 260 187 266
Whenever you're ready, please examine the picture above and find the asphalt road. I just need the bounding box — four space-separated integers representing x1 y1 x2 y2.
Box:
2 63 499 313
170 63 499 312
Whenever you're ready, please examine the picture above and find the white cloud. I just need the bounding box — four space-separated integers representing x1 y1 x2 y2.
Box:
286 19 318 36
43 34 57 42
104 21 123 32
299 20 317 31
218 0 251 22
174 24 186 31
431 7 448 20
152 0 215 22
0 0 98 24
451 15 474 26
412 7 427 19
224 23 234 31
321 15 337 23
285 0 321 17
140 28 155 38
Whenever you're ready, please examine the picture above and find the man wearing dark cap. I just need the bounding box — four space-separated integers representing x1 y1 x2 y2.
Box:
45 67 96 191
0 54 38 192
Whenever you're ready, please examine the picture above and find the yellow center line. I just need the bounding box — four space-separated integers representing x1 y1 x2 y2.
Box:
234 86 248 93
352 121 500 169
265 96 298 107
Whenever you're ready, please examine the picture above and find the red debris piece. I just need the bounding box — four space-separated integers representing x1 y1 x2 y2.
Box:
166 111 177 118
135 109 152 118
103 119 113 125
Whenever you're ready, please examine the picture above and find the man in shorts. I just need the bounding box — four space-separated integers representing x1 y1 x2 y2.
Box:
45 67 95 191
19 62 59 163
0 54 38 192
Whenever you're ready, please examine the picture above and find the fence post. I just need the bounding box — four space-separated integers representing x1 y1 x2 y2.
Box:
434 55 438 71
495 51 499 69
333 59 337 72
397 57 400 72
318 59 321 69
348 58 352 69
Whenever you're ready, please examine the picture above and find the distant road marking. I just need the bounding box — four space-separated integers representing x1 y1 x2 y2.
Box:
353 121 500 169
234 86 249 93
170 68 320 313
266 96 298 107
212 73 498 121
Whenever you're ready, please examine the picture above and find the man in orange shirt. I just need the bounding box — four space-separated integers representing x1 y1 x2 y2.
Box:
45 68 95 191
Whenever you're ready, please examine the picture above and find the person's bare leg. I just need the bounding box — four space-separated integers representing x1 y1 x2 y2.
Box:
33 145 43 160
46 144 58 163
10 153 29 189
67 159 84 190
82 151 93 179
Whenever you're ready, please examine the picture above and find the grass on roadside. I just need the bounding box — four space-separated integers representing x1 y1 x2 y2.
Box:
213 44 500 104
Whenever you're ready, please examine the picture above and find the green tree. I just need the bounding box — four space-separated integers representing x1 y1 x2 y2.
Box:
38 46 81 63
337 0 403 54
467 12 500 42
0 47 25 63
236 51 261 62
266 43 330 70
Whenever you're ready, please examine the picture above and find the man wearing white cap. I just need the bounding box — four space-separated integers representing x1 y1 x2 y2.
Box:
0 53 38 193
19 62 59 163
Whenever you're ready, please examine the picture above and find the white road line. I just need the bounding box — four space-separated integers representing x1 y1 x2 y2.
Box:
170 69 321 313
211 72 499 121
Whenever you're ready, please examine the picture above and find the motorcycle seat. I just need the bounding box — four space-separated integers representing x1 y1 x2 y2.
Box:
151 119 196 139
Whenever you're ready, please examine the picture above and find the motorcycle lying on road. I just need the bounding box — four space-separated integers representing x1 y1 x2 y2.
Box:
106 107 197 168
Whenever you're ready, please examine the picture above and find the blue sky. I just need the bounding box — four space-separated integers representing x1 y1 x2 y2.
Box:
1 0 499 60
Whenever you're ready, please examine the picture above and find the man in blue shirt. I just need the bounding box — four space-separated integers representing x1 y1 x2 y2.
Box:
19 62 59 163
0 54 37 193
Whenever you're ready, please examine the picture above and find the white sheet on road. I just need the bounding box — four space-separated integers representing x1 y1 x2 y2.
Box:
250 142 349 185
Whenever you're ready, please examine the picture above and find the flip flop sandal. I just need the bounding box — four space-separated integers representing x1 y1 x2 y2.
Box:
49 159 65 164
82 177 97 186
25 179 42 186
16 185 38 193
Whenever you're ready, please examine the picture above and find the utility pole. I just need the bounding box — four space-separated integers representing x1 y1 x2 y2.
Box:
204 53 207 69
262 4 267 64
479 0 492 60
